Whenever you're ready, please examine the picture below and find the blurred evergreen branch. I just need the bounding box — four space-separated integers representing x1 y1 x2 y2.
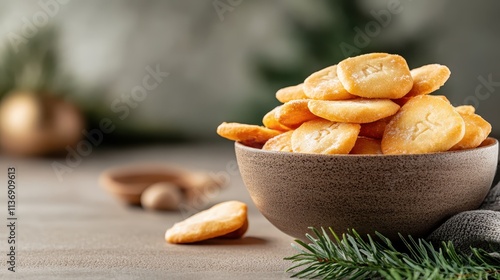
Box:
239 1 424 125
0 26 72 97
256 1 373 88
241 1 375 125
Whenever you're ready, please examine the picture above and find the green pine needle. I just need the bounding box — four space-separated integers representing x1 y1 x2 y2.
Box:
285 227 500 280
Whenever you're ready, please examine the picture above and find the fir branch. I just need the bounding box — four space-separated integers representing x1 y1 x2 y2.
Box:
285 227 500 280
0 25 74 98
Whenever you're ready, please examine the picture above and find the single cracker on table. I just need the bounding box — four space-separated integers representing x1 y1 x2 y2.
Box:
262 130 293 152
291 119 360 154
165 201 248 244
303 65 356 100
262 106 291 131
405 64 451 97
350 137 382 155
219 218 249 239
454 105 475 115
382 95 465 154
275 84 308 103
337 53 413 99
359 116 392 139
276 99 319 129
449 112 492 150
217 122 281 147
308 99 400 124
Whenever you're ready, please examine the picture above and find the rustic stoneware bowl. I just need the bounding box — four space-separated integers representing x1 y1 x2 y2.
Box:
235 138 498 240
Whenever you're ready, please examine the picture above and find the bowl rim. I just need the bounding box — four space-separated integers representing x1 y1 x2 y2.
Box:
235 137 499 158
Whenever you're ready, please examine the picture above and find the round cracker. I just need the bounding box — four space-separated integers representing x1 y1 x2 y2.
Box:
291 119 360 154
337 53 413 99
350 137 382 155
454 105 475 115
450 113 492 150
219 218 249 239
381 95 465 154
276 99 318 129
393 95 450 107
165 201 247 244
308 99 400 124
275 84 308 103
303 65 356 100
262 106 291 131
216 122 281 147
262 131 293 152
406 64 450 97
359 117 392 139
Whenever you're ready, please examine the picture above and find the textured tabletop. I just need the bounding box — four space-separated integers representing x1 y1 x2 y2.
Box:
0 144 295 280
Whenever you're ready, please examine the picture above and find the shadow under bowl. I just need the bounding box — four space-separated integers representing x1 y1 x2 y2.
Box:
235 138 498 240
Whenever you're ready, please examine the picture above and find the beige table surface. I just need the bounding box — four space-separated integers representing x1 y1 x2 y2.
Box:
0 144 298 280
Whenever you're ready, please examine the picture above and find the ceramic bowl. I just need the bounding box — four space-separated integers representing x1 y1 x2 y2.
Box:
235 138 498 239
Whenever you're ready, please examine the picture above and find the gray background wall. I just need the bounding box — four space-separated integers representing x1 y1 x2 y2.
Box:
0 0 498 140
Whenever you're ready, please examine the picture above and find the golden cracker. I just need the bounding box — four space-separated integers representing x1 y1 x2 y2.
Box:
275 84 308 103
337 53 413 99
165 201 247 244
219 218 249 239
454 105 475 115
450 113 492 150
382 95 465 154
262 131 293 152
308 99 400 124
262 106 291 131
393 95 450 107
350 137 382 155
359 117 392 139
303 65 355 100
216 122 281 147
406 64 450 97
291 119 360 154
276 99 319 129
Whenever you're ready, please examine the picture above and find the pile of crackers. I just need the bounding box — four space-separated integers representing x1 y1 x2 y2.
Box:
217 53 491 155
